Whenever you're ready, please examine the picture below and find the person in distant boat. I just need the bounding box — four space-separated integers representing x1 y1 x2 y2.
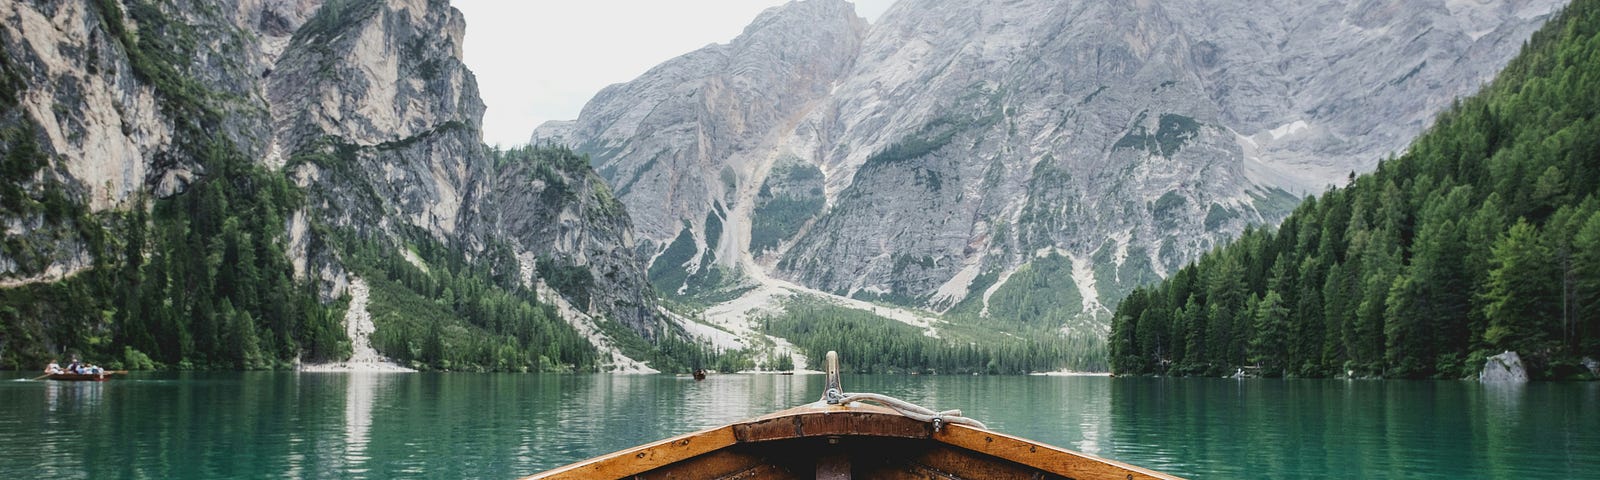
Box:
45 359 62 374
66 357 81 373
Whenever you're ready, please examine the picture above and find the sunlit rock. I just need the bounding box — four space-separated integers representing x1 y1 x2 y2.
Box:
1479 351 1529 383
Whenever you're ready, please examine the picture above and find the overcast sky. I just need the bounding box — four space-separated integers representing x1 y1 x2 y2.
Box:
454 0 895 147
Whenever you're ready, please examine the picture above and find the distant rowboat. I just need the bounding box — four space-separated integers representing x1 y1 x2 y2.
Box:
44 372 114 382
522 352 1181 480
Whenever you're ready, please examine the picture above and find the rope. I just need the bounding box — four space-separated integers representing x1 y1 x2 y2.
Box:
833 392 987 431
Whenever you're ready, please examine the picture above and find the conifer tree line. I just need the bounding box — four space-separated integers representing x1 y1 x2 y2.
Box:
766 301 1108 374
1111 0 1600 379
337 229 602 372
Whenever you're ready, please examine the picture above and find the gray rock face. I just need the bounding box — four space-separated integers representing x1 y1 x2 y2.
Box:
267 0 658 332
271 0 484 240
536 0 867 252
480 148 657 337
2 0 658 335
528 119 575 146
539 0 1562 327
0 0 299 283
1479 351 1529 383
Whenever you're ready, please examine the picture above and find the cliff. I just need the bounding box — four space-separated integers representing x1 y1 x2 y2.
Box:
0 0 661 370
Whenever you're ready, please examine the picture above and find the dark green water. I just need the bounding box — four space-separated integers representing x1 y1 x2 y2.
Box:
1 372 1595 479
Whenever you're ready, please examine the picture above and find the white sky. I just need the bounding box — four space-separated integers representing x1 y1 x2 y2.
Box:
454 0 895 147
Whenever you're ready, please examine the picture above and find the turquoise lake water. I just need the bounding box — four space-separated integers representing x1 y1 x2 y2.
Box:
1 372 1595 478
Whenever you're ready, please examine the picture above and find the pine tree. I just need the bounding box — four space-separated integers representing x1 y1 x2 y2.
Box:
1383 274 1429 377
1181 295 1205 372
1286 256 1320 374
1482 220 1560 354
1573 209 1600 354
1249 290 1289 374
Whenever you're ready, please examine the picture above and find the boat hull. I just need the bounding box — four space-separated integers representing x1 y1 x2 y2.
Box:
45 373 111 382
522 402 1181 480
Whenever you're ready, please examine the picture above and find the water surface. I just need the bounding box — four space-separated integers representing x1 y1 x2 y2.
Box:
1 372 1594 478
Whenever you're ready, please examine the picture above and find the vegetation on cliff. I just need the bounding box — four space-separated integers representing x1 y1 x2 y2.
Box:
0 3 730 373
1110 0 1600 379
2 0 346 370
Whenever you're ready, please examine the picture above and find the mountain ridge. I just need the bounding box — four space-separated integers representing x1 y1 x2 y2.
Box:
535 0 1563 348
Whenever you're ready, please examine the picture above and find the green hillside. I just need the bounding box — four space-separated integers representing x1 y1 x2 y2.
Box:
1110 0 1600 379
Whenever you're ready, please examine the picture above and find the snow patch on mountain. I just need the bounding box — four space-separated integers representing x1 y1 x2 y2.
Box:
1267 120 1311 140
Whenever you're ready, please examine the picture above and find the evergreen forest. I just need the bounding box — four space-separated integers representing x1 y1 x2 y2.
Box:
764 299 1108 374
1110 0 1600 379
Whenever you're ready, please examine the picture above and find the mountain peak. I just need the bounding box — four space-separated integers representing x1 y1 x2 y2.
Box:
541 0 1561 338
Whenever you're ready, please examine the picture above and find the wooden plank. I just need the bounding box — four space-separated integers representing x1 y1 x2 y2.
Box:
907 445 1069 480
518 426 738 480
735 409 931 443
850 468 941 480
853 445 1063 480
635 448 791 480
934 425 1185 480
718 463 799 480
816 453 851 480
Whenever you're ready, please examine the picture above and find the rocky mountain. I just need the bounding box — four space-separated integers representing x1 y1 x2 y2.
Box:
0 0 661 370
267 0 659 336
533 0 868 301
536 0 1563 336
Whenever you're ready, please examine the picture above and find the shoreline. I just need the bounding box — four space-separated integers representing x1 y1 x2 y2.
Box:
1028 370 1113 377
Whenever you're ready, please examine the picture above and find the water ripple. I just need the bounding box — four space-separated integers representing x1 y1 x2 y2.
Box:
2 372 1595 478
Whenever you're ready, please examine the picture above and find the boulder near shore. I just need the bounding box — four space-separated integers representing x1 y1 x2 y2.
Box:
1479 351 1529 383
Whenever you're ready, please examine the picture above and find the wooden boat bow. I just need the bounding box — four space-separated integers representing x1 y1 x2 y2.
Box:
521 352 1182 480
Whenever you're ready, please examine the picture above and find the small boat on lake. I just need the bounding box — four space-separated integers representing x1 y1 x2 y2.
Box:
522 352 1181 480
44 372 114 382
